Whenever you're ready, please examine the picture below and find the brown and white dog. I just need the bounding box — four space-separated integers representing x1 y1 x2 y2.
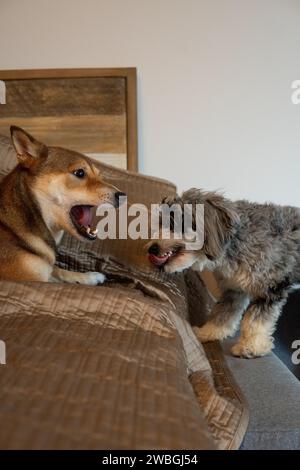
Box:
0 126 124 284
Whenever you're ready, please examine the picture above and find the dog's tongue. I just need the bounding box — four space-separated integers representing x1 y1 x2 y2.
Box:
148 253 169 267
73 206 92 227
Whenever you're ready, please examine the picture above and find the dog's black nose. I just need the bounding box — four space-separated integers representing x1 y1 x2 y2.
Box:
115 191 126 207
148 243 160 256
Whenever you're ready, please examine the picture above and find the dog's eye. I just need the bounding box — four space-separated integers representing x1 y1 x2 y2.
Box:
73 169 85 179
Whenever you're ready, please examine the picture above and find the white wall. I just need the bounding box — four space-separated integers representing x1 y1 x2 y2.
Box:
1 0 300 205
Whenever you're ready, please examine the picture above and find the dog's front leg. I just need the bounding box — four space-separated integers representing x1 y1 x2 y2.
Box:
195 290 249 342
231 298 286 358
51 266 105 285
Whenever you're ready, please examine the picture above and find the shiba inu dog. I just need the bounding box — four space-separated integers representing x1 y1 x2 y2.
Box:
0 126 125 284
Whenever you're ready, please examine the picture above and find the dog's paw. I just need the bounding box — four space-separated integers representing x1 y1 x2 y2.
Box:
194 322 233 343
231 336 274 358
79 272 106 285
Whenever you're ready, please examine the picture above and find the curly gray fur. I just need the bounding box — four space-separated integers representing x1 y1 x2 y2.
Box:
155 189 300 358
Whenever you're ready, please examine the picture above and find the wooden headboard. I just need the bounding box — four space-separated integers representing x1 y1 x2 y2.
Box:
0 68 138 171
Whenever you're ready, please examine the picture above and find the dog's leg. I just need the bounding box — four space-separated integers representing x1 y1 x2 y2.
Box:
231 298 286 358
195 290 248 342
51 266 105 285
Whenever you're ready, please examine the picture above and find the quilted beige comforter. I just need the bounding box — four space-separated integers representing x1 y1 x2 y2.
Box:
0 135 248 449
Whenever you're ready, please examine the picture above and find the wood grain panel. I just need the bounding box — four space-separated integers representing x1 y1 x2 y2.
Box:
0 115 126 154
0 77 126 117
0 68 138 170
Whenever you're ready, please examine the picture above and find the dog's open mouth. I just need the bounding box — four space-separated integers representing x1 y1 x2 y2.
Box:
70 205 98 240
148 245 182 267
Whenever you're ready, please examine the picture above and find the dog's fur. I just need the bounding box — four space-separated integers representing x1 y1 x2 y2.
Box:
147 189 300 358
0 126 123 284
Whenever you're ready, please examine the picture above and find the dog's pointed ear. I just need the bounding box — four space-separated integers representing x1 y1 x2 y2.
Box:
202 192 239 260
10 126 48 168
